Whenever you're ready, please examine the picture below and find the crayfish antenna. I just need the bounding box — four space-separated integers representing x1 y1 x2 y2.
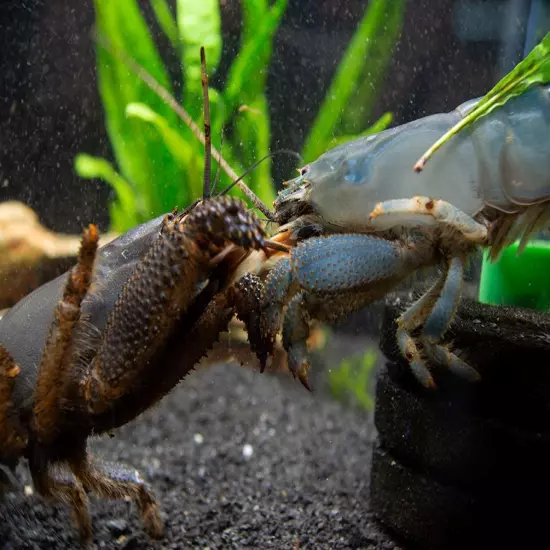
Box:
211 128 225 196
219 149 303 202
200 46 212 201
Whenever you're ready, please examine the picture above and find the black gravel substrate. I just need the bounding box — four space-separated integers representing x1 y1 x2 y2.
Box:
0 360 399 550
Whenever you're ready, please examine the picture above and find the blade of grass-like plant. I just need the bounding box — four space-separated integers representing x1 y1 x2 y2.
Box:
223 0 287 118
242 0 268 45
93 0 187 228
327 112 393 149
301 0 402 163
240 0 269 87
234 97 276 206
150 0 179 51
94 31 275 218
74 154 140 228
225 0 287 204
337 1 404 135
414 30 550 171
176 0 222 201
125 102 203 200
177 0 221 115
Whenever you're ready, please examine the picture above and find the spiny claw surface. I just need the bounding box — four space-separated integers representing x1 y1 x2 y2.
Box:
230 273 272 371
185 196 267 252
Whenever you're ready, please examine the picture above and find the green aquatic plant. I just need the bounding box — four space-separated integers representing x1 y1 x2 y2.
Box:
76 0 404 232
327 349 378 411
76 0 285 232
301 0 405 163
414 30 550 171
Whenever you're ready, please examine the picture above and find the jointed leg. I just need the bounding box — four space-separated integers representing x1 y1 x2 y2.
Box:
261 232 479 390
368 196 489 243
397 255 480 388
396 271 449 388
420 256 480 382
71 454 163 539
261 256 294 360
83 198 267 417
29 458 92 543
397 274 447 333
281 287 396 390
32 225 99 445
282 292 311 390
141 273 267 405
0 345 27 462
18 200 266 542
230 273 271 368
29 446 163 543
421 256 464 341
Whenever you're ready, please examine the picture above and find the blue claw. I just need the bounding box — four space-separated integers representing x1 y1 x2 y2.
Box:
291 234 409 293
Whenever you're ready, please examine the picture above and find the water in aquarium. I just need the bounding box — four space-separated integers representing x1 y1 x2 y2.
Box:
1 1 550 548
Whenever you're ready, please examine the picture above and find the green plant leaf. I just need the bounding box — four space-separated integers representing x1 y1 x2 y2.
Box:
223 0 288 118
74 153 140 227
337 1 404 135
125 102 203 202
239 0 270 94
301 0 404 163
223 0 287 207
327 349 377 411
241 0 268 45
93 0 187 230
328 112 393 148
414 30 550 171
150 0 179 50
177 0 221 113
109 201 131 232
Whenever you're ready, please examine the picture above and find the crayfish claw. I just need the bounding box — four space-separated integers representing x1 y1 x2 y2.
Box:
259 354 270 374
287 346 313 392
298 371 313 393
229 272 274 374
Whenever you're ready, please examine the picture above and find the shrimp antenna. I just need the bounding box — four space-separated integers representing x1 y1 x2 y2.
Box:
200 47 212 200
220 149 303 197
92 28 275 219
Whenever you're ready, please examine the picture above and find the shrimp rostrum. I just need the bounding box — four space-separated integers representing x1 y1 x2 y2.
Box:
252 83 550 390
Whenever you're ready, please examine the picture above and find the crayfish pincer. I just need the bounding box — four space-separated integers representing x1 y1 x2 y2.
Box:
0 196 267 543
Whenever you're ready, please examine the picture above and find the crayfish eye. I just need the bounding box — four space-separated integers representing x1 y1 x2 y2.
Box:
300 165 309 176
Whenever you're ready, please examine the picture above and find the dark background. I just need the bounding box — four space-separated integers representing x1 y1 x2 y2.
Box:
0 0 537 233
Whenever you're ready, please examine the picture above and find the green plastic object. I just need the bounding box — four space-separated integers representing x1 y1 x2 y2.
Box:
478 240 550 312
